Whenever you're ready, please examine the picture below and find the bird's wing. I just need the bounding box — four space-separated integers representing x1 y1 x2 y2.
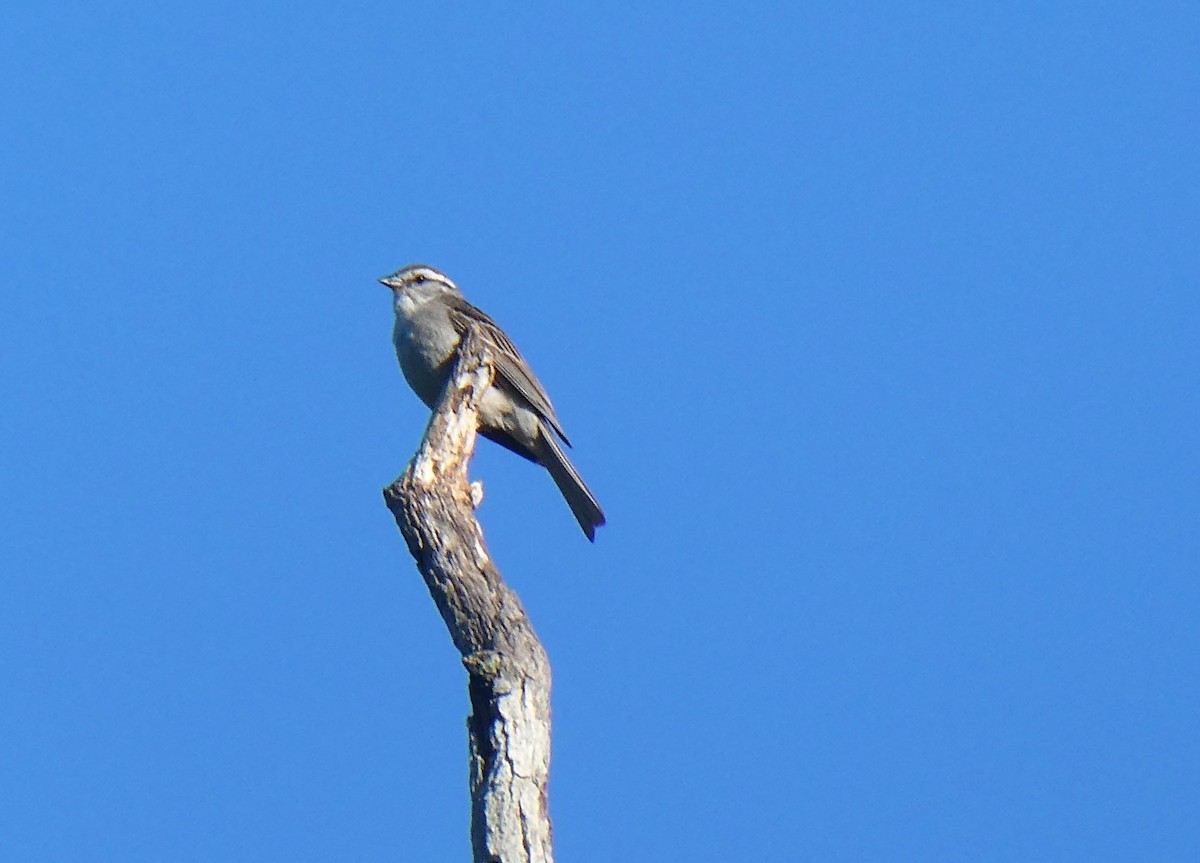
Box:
443 294 571 444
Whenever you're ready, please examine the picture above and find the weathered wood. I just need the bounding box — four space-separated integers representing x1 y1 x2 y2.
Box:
382 328 554 863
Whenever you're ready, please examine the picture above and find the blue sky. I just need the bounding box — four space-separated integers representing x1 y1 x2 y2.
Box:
2 3 1197 860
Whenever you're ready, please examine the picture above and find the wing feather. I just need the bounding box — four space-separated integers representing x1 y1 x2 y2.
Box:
443 294 571 444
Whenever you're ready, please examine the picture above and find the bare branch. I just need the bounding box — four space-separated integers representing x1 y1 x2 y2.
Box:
383 328 554 863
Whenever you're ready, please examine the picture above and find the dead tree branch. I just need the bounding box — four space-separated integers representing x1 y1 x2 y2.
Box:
382 328 554 863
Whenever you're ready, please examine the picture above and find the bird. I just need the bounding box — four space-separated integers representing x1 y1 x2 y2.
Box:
380 263 606 540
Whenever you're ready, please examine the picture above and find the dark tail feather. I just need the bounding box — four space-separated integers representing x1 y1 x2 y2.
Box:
536 428 606 541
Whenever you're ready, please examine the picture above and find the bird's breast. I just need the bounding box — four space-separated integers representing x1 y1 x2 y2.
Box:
392 303 461 408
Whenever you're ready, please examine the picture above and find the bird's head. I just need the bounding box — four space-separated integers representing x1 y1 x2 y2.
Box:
378 264 459 299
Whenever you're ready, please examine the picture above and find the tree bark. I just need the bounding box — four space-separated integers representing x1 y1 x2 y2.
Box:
382 328 554 863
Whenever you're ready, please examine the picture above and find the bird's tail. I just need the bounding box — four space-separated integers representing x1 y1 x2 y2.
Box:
535 427 606 541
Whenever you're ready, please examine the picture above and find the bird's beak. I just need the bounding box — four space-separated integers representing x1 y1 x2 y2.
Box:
378 277 395 289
